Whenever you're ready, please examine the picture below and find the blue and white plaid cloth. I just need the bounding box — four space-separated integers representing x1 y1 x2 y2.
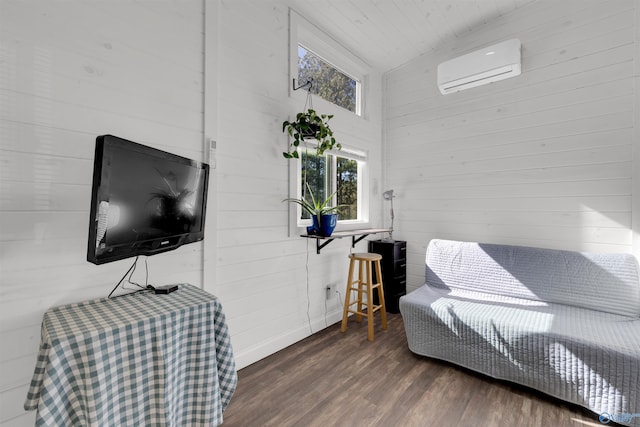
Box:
24 284 237 426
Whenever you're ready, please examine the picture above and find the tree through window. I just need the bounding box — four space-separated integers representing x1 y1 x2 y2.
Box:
336 157 358 220
300 151 360 222
298 45 359 114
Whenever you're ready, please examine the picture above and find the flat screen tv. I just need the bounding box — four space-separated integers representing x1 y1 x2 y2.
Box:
87 135 209 265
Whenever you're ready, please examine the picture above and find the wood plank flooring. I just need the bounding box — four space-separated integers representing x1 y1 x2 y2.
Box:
222 313 615 427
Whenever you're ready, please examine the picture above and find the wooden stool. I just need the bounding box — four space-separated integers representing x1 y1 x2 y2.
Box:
341 253 388 341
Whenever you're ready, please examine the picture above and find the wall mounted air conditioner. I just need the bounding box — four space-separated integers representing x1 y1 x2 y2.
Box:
437 39 521 95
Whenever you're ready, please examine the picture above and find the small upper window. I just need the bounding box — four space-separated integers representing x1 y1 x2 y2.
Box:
298 45 360 114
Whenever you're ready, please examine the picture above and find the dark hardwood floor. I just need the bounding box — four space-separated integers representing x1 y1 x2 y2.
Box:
222 313 612 427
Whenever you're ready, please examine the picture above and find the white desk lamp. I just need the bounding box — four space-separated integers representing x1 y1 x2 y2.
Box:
383 189 395 240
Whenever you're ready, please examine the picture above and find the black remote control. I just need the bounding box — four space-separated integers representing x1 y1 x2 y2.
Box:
154 285 179 294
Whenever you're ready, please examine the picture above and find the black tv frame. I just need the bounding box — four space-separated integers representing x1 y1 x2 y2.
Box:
87 134 209 265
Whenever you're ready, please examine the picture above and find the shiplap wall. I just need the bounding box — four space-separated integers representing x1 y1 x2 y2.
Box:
0 1 207 425
213 0 383 368
0 0 382 424
384 0 639 293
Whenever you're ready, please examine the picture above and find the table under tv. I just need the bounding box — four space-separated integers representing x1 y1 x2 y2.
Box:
24 284 237 426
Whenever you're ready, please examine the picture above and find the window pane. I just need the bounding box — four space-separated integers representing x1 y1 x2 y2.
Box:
300 152 329 220
336 157 358 220
299 152 359 222
298 46 357 113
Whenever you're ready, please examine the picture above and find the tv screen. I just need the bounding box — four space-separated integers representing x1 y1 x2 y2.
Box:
87 135 209 265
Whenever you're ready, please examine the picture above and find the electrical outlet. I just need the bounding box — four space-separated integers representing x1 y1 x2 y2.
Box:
325 283 337 300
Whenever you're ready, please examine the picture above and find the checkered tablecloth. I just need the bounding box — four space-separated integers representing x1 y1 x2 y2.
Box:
24 284 237 426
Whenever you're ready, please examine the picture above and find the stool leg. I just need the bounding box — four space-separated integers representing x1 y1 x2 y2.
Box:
375 259 388 331
366 260 374 341
356 260 364 322
341 259 355 333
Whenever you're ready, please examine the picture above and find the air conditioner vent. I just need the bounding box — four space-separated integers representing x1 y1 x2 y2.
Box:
437 39 521 95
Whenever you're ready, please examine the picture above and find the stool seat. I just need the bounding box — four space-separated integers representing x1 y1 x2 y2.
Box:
341 252 387 341
349 253 382 262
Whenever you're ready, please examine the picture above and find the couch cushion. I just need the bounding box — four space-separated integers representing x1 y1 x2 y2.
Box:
400 285 640 424
425 239 640 317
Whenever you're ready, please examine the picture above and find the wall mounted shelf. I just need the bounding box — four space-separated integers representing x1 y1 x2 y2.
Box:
301 228 392 254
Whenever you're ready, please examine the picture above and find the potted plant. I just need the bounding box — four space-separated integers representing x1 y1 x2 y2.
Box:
282 109 342 159
283 183 344 237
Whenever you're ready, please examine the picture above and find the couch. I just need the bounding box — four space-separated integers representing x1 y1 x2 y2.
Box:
399 239 640 426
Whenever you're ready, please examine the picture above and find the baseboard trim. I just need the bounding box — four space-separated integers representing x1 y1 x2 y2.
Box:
233 309 343 370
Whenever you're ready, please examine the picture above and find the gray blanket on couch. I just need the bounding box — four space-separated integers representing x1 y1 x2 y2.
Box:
400 239 640 426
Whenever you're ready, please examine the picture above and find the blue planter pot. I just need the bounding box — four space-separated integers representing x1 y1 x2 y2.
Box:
312 214 338 237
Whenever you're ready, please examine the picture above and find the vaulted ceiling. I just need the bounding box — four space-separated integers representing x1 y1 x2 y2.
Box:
288 0 537 72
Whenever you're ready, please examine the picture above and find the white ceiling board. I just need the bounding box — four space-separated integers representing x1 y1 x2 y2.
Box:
288 0 538 72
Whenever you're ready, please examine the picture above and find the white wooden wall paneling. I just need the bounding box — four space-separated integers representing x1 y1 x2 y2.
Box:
290 0 539 72
389 44 634 117
2 18 202 94
218 252 306 285
388 58 634 121
217 243 351 285
384 1 638 295
217 239 303 264
0 324 40 365
218 185 288 211
389 99 632 149
524 11 633 55
392 144 631 179
217 209 286 231
474 2 632 57
390 46 635 129
0 124 205 168
1 355 35 397
1 0 206 423
217 151 288 177
400 218 632 243
399 226 632 251
217 209 286 230
401 210 630 229
433 0 634 62
395 178 631 200
390 115 631 163
357 1 424 55
388 14 633 106
635 0 640 259
1 100 203 161
230 312 303 353
389 67 634 130
1 247 204 301
4 1 204 72
401 233 632 265
212 0 382 370
218 224 290 247
392 129 632 170
390 97 632 151
0 385 30 425
1 239 101 272
2 182 89 211
404 194 630 214
3 44 203 119
301 1 387 61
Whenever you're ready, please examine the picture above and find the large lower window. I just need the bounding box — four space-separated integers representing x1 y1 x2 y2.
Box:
298 149 364 224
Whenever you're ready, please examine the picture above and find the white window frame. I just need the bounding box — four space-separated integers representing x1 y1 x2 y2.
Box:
288 143 370 235
287 9 372 237
289 9 368 118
